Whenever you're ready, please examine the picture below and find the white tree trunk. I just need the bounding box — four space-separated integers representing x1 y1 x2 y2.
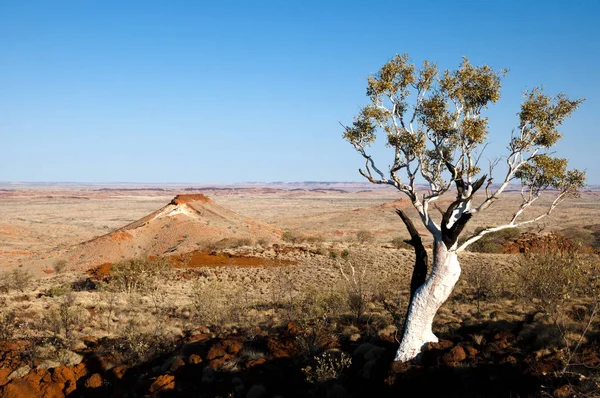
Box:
395 240 461 362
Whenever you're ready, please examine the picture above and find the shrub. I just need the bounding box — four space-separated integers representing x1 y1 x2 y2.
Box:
282 230 303 244
302 351 352 383
304 235 325 245
205 237 254 250
465 227 521 253
356 230 375 244
110 257 170 294
461 263 515 314
42 294 86 343
335 256 371 323
372 275 407 331
0 310 17 340
7 268 32 293
517 250 592 313
53 260 67 274
115 320 176 365
191 280 249 327
47 284 72 298
390 237 412 250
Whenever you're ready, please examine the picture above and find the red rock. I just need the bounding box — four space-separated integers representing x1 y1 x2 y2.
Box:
246 358 266 368
223 339 242 355
267 338 297 358
207 343 227 360
51 366 75 384
1 380 42 398
208 357 228 369
169 357 185 372
499 355 517 365
441 346 467 365
464 346 479 357
0 368 11 387
553 384 576 398
84 373 103 388
0 378 65 398
73 362 88 380
188 354 203 365
111 365 129 379
186 333 210 344
149 374 175 393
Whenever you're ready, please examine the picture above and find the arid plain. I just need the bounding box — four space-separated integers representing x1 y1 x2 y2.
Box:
0 183 599 397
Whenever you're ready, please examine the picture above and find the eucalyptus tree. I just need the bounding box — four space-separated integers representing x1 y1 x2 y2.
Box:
342 54 585 362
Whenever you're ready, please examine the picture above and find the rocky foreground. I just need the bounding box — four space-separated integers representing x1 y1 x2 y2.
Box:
1 315 599 398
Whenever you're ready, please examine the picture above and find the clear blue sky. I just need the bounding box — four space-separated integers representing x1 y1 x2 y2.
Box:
1 0 598 183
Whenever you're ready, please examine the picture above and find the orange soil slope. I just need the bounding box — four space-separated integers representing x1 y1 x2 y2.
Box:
52 194 282 270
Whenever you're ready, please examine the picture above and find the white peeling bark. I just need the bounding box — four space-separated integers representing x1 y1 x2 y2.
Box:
395 240 461 362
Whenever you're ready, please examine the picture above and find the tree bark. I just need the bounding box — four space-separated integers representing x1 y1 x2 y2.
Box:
395 209 428 313
394 239 461 362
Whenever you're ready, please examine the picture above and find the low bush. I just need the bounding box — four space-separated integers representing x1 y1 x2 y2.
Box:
0 310 17 340
464 227 521 253
53 260 67 274
356 230 375 244
110 257 170 294
47 284 72 298
390 237 412 250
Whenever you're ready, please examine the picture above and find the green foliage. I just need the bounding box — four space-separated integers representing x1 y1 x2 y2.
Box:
343 53 584 201
465 227 521 253
47 284 72 298
518 88 584 149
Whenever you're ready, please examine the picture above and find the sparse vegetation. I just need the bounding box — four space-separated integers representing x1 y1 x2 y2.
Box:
110 257 170 294
53 260 67 274
356 229 375 244
463 227 521 253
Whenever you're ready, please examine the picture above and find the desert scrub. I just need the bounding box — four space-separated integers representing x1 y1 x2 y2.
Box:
205 237 255 250
113 320 176 365
1 268 33 293
46 284 72 298
390 236 412 249
355 229 375 244
334 255 372 323
302 350 352 383
53 260 67 273
110 257 170 294
282 230 303 244
460 262 516 314
372 275 407 331
0 310 17 340
41 293 87 343
464 227 521 253
192 279 251 327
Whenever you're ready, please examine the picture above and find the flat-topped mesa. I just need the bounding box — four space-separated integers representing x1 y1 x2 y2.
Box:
170 194 212 206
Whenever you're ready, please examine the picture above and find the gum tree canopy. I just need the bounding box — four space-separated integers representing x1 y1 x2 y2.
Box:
342 54 585 362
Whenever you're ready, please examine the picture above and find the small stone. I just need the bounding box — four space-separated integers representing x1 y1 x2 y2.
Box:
149 374 175 393
441 346 467 365
553 384 576 398
188 354 203 365
84 373 103 388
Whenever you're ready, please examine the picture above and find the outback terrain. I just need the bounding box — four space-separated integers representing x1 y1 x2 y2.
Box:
0 183 599 397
